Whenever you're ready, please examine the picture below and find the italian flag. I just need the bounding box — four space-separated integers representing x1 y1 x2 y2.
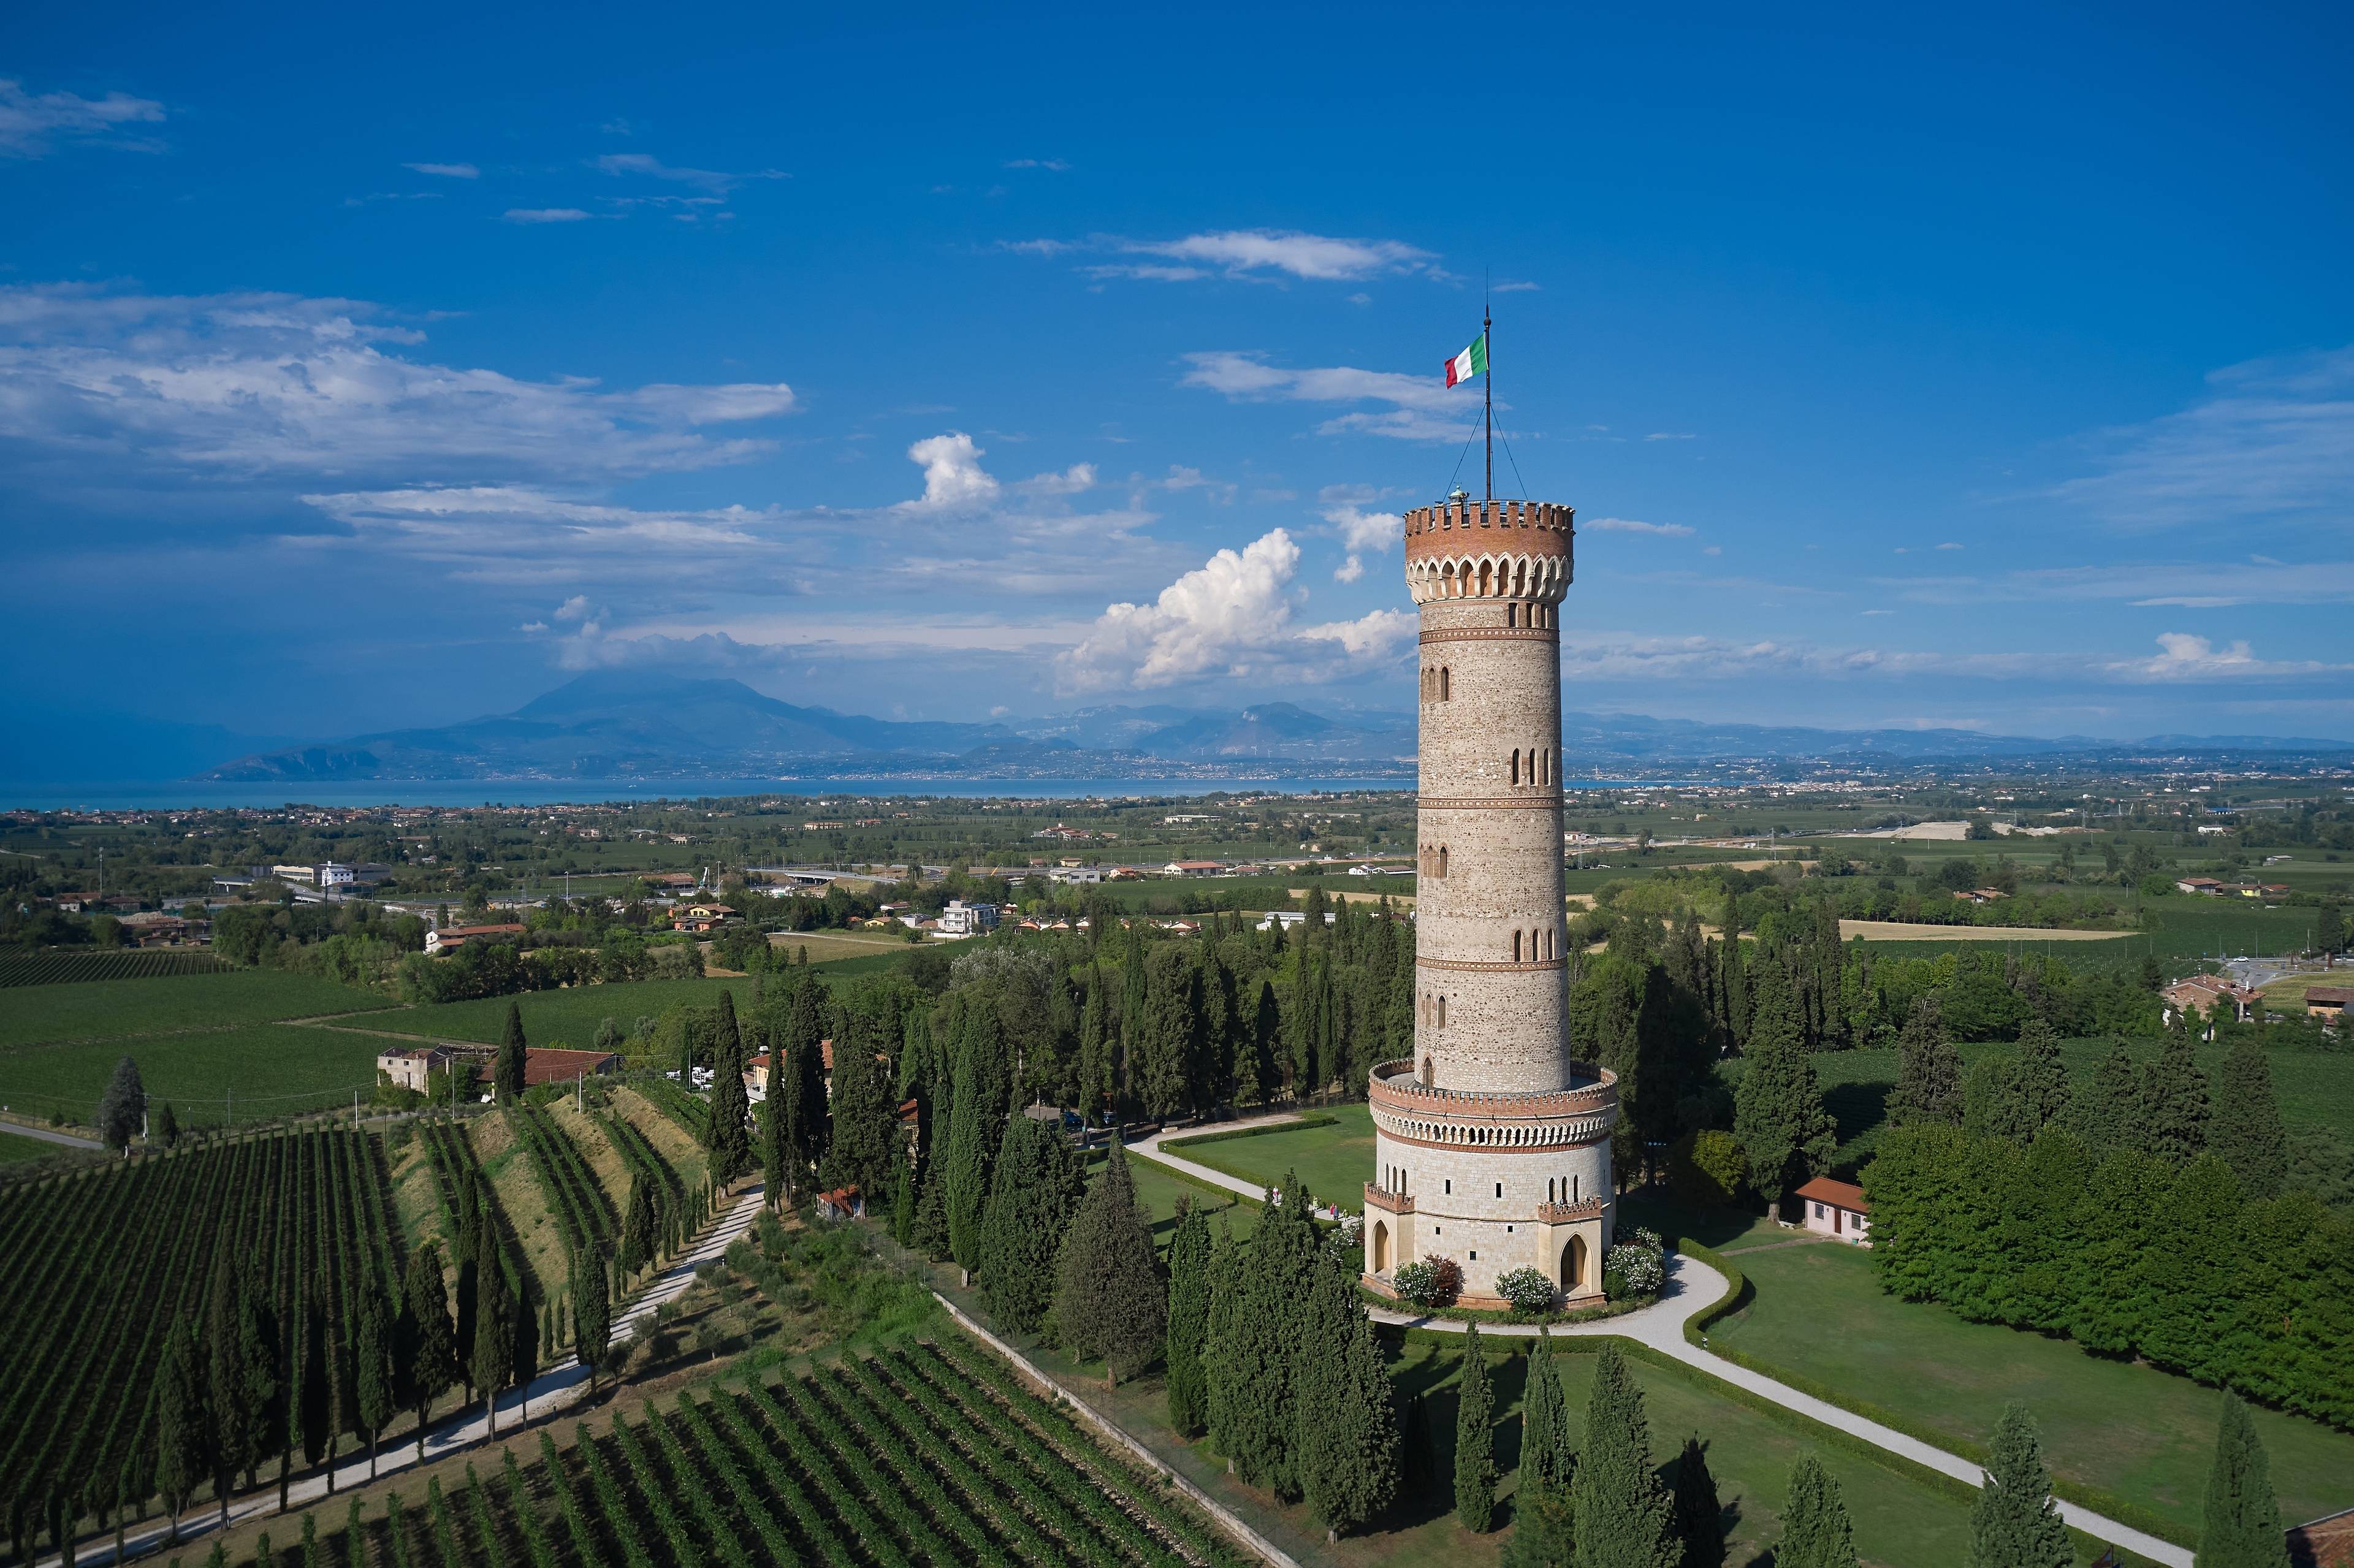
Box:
1444 335 1487 387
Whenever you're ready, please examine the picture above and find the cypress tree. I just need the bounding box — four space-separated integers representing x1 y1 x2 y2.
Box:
944 1008 1008 1271
1889 997 1964 1127
494 1002 526 1102
2141 1029 2209 1166
470 1226 511 1435
2011 1017 2072 1142
1780 1455 1855 1568
1201 1214 1251 1463
1164 1203 1213 1436
573 1247 611 1393
1076 971 1113 1126
157 1100 180 1149
205 1248 249 1523
297 1283 330 1473
2198 1395 2290 1568
2073 1041 2144 1160
1520 1328 1574 1496
1963 1403 2069 1568
96 1054 147 1154
1570 1341 1678 1568
1053 1137 1165 1379
153 1317 204 1543
354 1280 391 1480
1295 1253 1399 1541
913 1151 952 1259
236 1260 280 1491
2209 1038 2288 1198
779 975 831 1186
1672 1437 1725 1568
978 1113 1085 1333
821 1033 902 1204
890 1155 918 1246
704 989 752 1184
1453 1323 1496 1532
1732 964 1835 1206
620 1179 657 1274
402 1244 455 1460
760 1091 788 1208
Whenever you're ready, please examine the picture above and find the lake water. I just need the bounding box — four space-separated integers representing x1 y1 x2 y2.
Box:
2 775 1696 811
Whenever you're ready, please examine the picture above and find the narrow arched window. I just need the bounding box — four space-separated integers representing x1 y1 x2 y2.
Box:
1440 667 1451 701
1438 845 1449 877
1512 931 1522 962
1509 749 1520 785
1437 995 1447 1027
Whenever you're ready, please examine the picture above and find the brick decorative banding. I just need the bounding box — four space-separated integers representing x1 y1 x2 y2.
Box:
1414 796 1565 811
1415 955 1567 973
1417 626 1561 645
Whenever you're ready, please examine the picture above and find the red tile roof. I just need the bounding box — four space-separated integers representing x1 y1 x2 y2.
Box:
1796 1176 1869 1213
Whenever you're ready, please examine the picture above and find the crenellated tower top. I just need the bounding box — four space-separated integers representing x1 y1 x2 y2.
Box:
1403 498 1576 606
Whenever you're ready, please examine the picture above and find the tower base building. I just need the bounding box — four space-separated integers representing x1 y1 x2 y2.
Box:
1363 497 1619 1310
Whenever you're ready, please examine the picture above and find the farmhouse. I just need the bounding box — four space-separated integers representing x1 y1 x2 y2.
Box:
1796 1176 1871 1244
424 922 527 954
2162 973 2262 1023
2306 986 2352 1024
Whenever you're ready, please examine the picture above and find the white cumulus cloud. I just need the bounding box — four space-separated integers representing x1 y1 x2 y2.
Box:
907 432 1001 507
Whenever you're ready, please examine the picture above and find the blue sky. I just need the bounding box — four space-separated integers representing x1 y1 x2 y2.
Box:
4 1 2352 754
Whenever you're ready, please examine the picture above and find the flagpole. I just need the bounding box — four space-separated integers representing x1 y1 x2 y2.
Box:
1483 301 1493 504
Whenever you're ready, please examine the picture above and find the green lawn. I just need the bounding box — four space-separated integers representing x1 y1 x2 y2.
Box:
1097 1147 1259 1246
0 1023 387 1128
0 970 389 1050
1167 1104 1378 1212
1706 1237 2354 1541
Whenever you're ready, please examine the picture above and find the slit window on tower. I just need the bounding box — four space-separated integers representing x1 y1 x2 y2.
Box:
1512 931 1522 962
1510 749 1520 785
1506 603 1518 627
1441 667 1451 701
1438 995 1447 1027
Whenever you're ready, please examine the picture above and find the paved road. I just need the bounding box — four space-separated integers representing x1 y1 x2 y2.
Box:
0 1120 105 1151
1137 1116 2192 1568
45 1182 771 1568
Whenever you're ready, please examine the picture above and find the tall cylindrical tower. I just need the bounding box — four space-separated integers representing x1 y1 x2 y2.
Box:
1363 497 1620 1309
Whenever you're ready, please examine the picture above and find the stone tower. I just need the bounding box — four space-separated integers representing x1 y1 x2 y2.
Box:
1362 497 1619 1309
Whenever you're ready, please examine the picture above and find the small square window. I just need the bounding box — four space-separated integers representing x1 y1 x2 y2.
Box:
1469 1250 1478 1261
1506 1224 1514 1233
1495 1182 1503 1198
1444 1179 1452 1194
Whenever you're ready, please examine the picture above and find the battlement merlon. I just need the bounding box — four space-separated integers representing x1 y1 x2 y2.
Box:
1401 499 1575 602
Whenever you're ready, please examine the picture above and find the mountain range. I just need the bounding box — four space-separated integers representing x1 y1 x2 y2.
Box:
147 670 2354 783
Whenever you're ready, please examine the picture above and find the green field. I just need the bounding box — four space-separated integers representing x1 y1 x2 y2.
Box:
0 1022 386 1127
1094 1146 1259 1243
348 975 789 1048
0 969 389 1050
2136 898 2335 964
1706 1236 2354 1541
1165 1105 1377 1214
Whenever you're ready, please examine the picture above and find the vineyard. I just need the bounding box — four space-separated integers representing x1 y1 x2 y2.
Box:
632 1076 710 1141
0 951 226 987
0 1126 401 1547
255 1339 1243 1568
509 1107 615 1255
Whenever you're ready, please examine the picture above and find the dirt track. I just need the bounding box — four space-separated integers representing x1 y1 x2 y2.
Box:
1838 919 2126 942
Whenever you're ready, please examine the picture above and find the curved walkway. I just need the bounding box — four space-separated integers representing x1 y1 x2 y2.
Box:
44 1182 771 1568
1135 1119 2191 1568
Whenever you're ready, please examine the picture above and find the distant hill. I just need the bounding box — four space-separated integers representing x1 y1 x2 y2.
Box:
174 669 2354 782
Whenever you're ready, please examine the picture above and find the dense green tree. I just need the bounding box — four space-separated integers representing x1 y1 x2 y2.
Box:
573 1246 611 1392
821 1033 902 1205
1164 1204 1213 1436
777 973 832 1192
153 1317 204 1543
1206 1184 1319 1495
469 1225 512 1434
2198 1395 2290 1568
620 1178 658 1274
401 1244 455 1460
944 1007 1009 1271
1295 1253 1400 1540
2009 1017 2073 1141
95 1054 146 1153
1138 942 1207 1117
1521 1327 1574 1496
235 1260 280 1492
704 990 753 1183
1671 1437 1724 1568
494 1002 526 1102
1075 969 1114 1125
2210 1037 2288 1198
205 1249 251 1523
1053 1138 1165 1379
2069 1040 2143 1160
156 1100 180 1149
1732 965 1835 1206
2141 1029 2210 1166
1963 1404 2069 1568
977 1113 1085 1333
354 1280 392 1479
913 1151 951 1259
1455 1323 1497 1532
1571 1341 1678 1568
1778 1455 1854 1568
1889 997 1964 1127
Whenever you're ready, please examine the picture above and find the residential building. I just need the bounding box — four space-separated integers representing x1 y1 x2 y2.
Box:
318 862 356 888
1162 859 1226 877
937 899 1000 937
424 922 526 954
2162 973 2263 1023
377 1046 454 1094
271 862 316 885
2176 877 2226 896
1796 1176 1871 1244
2305 986 2351 1024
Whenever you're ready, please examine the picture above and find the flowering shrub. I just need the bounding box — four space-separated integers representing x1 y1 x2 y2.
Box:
1323 1214 1363 1269
1393 1256 1462 1309
1603 1230 1666 1299
1493 1266 1556 1313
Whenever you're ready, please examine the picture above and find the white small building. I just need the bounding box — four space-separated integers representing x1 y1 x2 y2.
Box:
318 862 356 888
1796 1176 1871 1245
937 899 1000 937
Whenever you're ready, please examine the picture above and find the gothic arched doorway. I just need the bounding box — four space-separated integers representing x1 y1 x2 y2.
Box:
1372 1221 1390 1274
1561 1234 1587 1292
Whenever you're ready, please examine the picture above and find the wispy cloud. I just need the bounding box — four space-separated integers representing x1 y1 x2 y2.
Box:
1179 351 1476 441
503 207 595 223
0 78 165 158
2111 633 2348 683
1013 229 1441 284
403 161 478 179
1585 516 1694 538
592 152 785 194
1643 431 1696 441
2054 344 2354 531
1880 558 2354 608
1003 158 1070 171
